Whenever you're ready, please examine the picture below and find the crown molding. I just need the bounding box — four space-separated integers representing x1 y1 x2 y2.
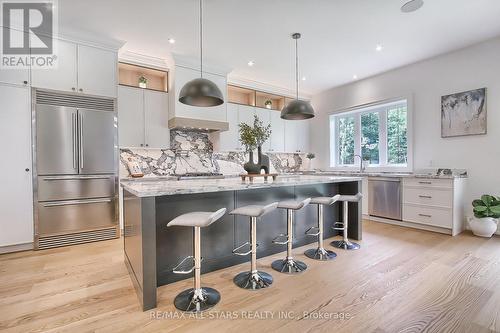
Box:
119 51 170 71
172 53 232 77
227 75 312 100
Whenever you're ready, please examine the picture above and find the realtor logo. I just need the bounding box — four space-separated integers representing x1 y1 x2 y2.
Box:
1 0 57 69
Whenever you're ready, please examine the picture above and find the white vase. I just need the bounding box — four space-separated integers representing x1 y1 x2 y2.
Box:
468 217 499 238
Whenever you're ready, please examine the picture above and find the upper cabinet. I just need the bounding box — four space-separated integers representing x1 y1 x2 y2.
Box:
219 103 240 151
171 65 227 122
0 27 30 86
77 45 117 97
285 119 310 153
269 110 285 152
31 38 117 98
255 107 271 151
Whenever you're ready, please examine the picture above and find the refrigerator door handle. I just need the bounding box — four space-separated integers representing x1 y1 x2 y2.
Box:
42 198 112 207
72 113 77 170
79 113 84 170
42 175 113 181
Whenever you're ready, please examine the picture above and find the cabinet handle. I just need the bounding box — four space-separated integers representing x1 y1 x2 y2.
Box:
145 144 149 147
140 144 144 147
418 195 432 199
25 168 30 172
72 87 76 91
418 213 432 218
418 181 432 184
23 80 28 85
79 88 83 92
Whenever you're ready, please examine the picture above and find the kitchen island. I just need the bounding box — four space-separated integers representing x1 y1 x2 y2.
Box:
121 175 362 310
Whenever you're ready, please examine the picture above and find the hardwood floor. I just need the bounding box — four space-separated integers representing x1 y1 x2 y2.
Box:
0 220 499 333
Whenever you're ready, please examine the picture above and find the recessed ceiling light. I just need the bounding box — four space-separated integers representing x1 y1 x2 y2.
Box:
376 44 383 52
247 60 255 66
353 75 358 80
401 0 424 13
168 38 176 44
301 76 306 81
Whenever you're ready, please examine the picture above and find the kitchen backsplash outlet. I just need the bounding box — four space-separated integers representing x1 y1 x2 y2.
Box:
120 129 305 178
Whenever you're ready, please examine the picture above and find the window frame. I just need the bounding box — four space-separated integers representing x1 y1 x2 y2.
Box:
329 95 413 172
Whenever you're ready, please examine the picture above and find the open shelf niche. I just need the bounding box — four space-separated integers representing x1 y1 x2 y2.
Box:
118 62 168 92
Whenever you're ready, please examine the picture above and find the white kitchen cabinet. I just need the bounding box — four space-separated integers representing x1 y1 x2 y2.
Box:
118 85 145 147
284 119 310 153
238 105 255 126
269 110 285 152
0 28 30 86
118 85 169 148
0 84 33 248
31 38 78 93
254 107 271 151
31 39 117 97
77 45 117 97
172 65 227 122
144 90 169 148
219 103 240 151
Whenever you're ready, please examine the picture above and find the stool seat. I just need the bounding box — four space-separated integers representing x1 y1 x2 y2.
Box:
278 198 311 210
167 208 226 228
310 194 341 206
229 202 278 217
338 193 363 202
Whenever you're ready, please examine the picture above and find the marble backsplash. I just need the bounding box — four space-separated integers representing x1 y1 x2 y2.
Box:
120 129 305 178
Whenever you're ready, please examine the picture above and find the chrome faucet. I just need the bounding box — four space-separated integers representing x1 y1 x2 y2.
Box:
354 154 364 173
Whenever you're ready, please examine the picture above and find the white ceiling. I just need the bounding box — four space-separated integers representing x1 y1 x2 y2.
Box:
59 0 500 96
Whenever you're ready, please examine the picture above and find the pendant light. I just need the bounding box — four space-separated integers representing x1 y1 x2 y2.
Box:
178 0 224 107
281 33 315 120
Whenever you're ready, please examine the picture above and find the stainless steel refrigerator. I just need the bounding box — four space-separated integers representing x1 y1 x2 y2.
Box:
33 90 119 249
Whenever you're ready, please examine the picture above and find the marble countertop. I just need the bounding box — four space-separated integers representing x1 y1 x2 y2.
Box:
305 169 467 179
121 175 363 197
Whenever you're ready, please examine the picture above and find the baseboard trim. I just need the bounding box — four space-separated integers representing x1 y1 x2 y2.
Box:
366 216 452 235
0 242 33 254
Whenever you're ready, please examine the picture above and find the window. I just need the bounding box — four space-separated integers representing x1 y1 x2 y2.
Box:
330 99 410 170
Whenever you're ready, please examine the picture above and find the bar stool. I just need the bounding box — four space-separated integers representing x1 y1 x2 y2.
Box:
304 194 341 260
271 198 311 274
331 193 362 250
229 202 279 290
168 208 227 312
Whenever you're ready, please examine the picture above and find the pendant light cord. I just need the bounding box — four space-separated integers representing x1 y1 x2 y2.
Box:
295 36 299 100
199 0 203 78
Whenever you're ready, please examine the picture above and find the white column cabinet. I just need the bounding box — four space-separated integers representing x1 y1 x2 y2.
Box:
219 103 240 151
285 119 310 153
31 38 78 93
269 110 285 152
144 90 169 148
118 85 169 148
0 84 33 248
238 105 255 126
77 45 117 97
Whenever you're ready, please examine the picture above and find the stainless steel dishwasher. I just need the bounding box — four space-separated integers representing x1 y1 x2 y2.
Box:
368 177 402 221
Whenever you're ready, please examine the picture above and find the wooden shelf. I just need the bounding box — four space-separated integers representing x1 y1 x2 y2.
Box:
255 91 285 111
118 62 168 92
228 85 255 106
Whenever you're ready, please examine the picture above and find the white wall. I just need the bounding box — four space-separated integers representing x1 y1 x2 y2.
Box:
311 37 500 217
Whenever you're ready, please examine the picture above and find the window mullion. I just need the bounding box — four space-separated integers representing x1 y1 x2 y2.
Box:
379 109 388 166
354 113 361 166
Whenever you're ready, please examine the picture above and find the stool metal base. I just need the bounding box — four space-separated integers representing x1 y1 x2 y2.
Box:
271 258 307 274
173 287 220 312
331 240 360 250
233 271 273 290
304 247 337 260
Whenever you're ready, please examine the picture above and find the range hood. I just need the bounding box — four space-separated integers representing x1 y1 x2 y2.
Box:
168 117 229 132
169 57 231 133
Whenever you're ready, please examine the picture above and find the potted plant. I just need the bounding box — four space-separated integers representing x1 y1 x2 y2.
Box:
138 75 148 88
469 195 500 237
252 115 272 173
264 100 272 109
238 122 259 173
306 153 315 171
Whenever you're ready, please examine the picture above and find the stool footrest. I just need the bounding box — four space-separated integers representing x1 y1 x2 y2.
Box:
232 242 257 256
272 234 289 245
332 222 345 231
305 226 321 237
172 256 202 274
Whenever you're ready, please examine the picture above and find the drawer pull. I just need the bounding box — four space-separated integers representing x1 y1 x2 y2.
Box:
418 181 432 184
418 195 432 199
418 213 432 218
43 199 112 207
43 176 112 181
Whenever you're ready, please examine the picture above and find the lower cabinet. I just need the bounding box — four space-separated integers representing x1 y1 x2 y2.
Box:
0 84 34 248
402 177 466 236
118 85 169 148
